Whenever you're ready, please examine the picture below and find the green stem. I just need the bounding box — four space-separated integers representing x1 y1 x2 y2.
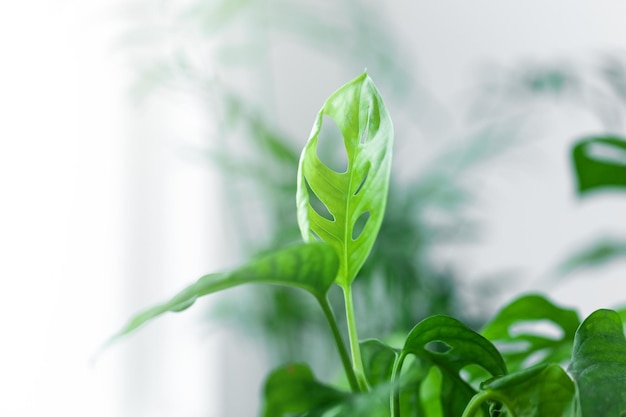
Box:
318 296 360 393
390 353 406 417
343 286 369 391
461 391 515 417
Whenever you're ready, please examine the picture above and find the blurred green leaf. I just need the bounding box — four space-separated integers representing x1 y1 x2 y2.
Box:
572 135 626 194
558 237 626 275
297 72 394 287
397 315 506 417
523 67 573 95
360 339 399 387
480 363 574 417
261 363 349 417
480 294 580 372
109 242 339 342
601 56 626 104
569 309 626 417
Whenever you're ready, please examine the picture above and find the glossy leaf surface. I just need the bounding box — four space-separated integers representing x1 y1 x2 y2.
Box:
572 135 626 194
399 315 507 417
481 294 580 372
481 363 574 417
261 363 348 417
110 242 339 341
569 309 626 417
296 72 394 286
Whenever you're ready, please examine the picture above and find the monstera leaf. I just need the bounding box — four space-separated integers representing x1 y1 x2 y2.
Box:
572 135 626 194
569 309 626 417
480 294 580 373
478 363 574 417
296 72 393 287
393 315 507 417
108 242 339 343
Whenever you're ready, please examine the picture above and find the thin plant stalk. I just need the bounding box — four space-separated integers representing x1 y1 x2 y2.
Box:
343 285 369 391
319 296 361 392
390 352 405 417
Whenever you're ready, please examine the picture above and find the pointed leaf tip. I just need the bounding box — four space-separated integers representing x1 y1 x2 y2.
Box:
106 242 339 346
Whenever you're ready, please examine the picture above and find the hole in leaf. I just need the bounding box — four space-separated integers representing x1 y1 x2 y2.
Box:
310 229 322 242
509 320 564 340
353 163 370 196
360 112 370 145
316 115 348 173
493 340 532 354
424 340 452 354
304 177 334 221
460 364 491 389
351 211 370 240
586 142 626 166
520 348 550 368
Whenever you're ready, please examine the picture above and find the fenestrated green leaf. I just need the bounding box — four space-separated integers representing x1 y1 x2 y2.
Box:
108 242 339 342
572 135 626 195
397 315 507 417
296 72 393 287
480 294 580 372
261 363 349 417
569 309 626 417
480 363 574 417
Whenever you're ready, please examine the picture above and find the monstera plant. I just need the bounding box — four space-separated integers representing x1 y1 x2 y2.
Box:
110 73 626 416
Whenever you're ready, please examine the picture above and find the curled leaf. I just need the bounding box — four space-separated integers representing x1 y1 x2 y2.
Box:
397 315 506 417
480 363 574 417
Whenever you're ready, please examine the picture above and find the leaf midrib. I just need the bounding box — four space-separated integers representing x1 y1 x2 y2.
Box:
340 84 367 287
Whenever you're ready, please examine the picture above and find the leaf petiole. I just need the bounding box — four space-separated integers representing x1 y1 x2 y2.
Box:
390 353 405 417
318 296 360 392
343 285 370 392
